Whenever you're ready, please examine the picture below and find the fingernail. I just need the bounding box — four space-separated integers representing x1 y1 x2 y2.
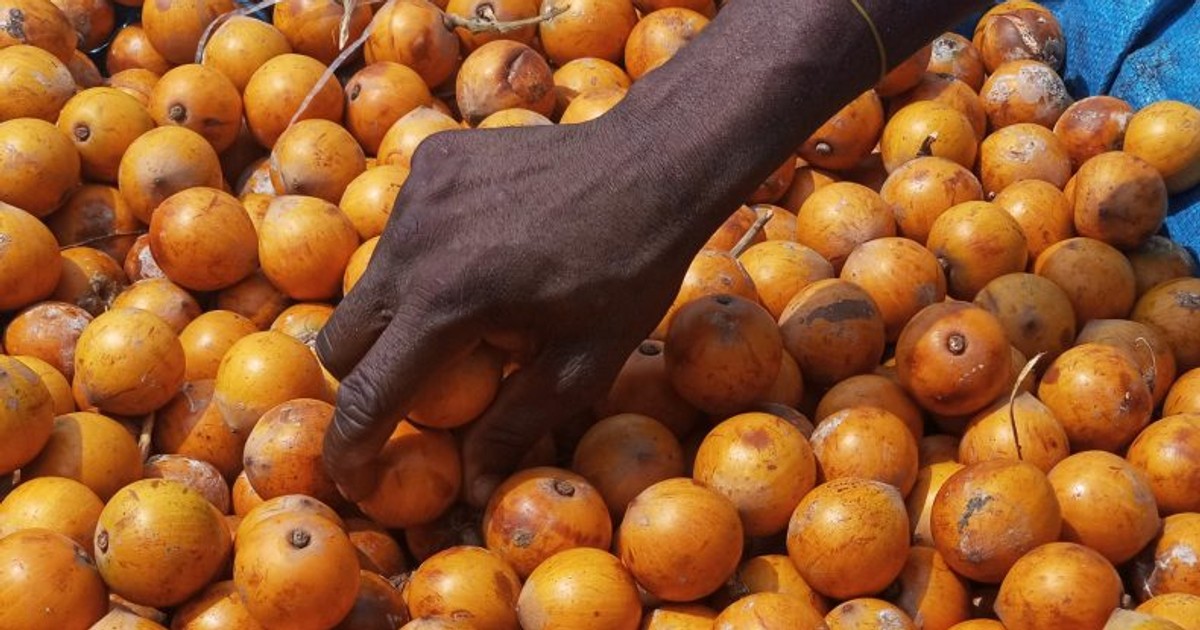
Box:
470 474 500 507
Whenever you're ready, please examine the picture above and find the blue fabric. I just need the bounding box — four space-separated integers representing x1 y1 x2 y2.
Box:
962 1 1200 260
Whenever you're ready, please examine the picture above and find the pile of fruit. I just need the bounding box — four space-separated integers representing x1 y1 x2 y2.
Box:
2 0 1200 627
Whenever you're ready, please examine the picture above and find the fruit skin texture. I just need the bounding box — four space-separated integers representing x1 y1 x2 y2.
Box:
73 307 185 416
406 545 521 630
1037 342 1154 453
895 301 1012 418
1126 413 1200 515
995 541 1123 630
693 411 817 537
516 547 642 630
0 528 109 630
234 511 360 630
483 466 612 579
0 201 63 311
786 477 910 600
1123 100 1200 194
617 477 744 602
94 478 233 608
930 459 1063 584
713 591 829 630
0 355 55 475
0 476 105 554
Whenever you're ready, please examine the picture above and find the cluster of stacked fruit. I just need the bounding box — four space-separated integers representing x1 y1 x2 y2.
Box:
1 0 1200 627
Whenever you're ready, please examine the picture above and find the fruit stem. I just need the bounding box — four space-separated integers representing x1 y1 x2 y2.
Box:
1132 336 1157 394
729 207 773 257
443 3 569 34
552 478 576 497
1007 351 1044 462
289 528 312 549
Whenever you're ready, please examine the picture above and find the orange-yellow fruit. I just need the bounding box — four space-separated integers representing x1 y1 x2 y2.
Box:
94 478 232 608
0 528 108 630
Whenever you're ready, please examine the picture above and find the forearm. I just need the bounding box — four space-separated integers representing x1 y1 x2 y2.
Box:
600 0 988 251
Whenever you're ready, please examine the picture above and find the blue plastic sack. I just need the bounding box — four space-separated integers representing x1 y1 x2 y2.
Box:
962 1 1200 259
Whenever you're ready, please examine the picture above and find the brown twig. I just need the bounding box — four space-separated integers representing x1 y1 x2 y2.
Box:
730 208 773 258
58 230 147 251
443 3 569 34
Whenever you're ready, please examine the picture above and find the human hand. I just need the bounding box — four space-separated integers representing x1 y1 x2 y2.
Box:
316 119 713 506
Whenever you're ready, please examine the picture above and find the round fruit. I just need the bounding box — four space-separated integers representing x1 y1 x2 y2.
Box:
339 165 409 240
105 24 172 75
1128 236 1197 298
881 156 984 244
364 0 461 89
1126 414 1200 515
664 293 783 415
517 547 642 630
0 44 74 121
786 477 909 600
778 278 886 387
0 0 76 62
825 599 916 629
798 90 885 171
272 0 372 64
52 247 128 316
958 392 1069 473
141 0 236 65
1035 237 1137 326
978 122 1072 197
117 126 224 223
991 179 1074 260
482 466 612 578
974 272 1076 363
258 195 360 300
242 398 339 505
407 343 504 429
810 406 919 494
1037 343 1153 452
880 101 977 173
407 546 521 629
0 117 81 218
3 301 91 381
995 541 1123 630
95 478 232 607
149 187 259 291
693 411 816 537
376 106 462 169
1131 277 1200 372
737 240 834 321
74 307 184 415
714 592 828 629
1048 450 1160 565
972 1 1065 71
1076 318 1177 408
571 413 683 518
930 459 1062 583
618 477 743 602
896 302 1012 417
456 39 556 125
841 236 946 342
1123 100 1200 194
344 61 432 156
0 352 55 477
1053 96 1134 170
593 340 701 438
928 31 986 91
242 53 345 149
270 119 366 203
623 7 708 80
0 529 108 630
46 185 142 263
797 181 898 272
979 59 1072 129
212 330 327 433
1072 151 1167 250
171 580 263 630
200 15 293 92
356 420 462 528
234 511 360 630
551 57 631 114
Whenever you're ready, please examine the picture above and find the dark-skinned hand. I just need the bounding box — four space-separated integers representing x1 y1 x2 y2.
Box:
317 0 989 507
